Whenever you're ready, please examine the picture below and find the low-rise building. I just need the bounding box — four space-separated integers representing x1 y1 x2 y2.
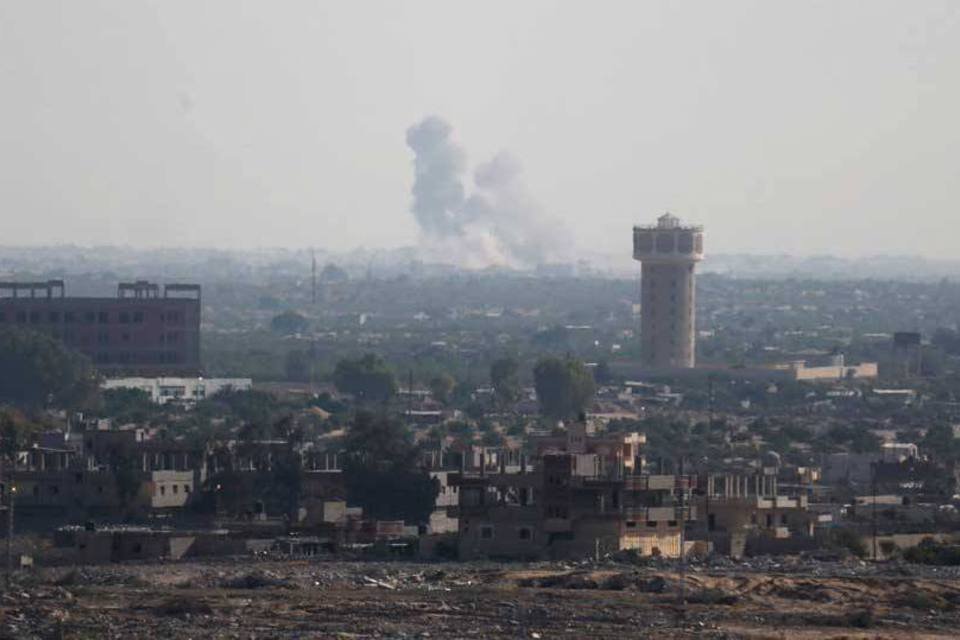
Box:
102 376 252 405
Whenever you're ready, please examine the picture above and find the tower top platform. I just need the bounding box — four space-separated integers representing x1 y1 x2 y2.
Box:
633 213 704 262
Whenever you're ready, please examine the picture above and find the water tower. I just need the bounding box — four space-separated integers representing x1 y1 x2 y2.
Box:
632 213 704 368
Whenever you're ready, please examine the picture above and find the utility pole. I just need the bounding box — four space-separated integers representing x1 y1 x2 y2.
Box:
408 369 414 428
708 375 715 428
5 481 14 590
677 457 687 616
311 249 317 306
871 461 878 561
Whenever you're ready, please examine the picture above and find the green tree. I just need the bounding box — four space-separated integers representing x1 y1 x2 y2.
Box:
533 356 596 420
0 408 41 461
341 411 438 523
922 424 959 463
333 354 397 404
320 263 350 283
490 357 521 409
428 373 456 405
270 310 309 335
100 388 158 424
0 328 99 409
285 349 311 382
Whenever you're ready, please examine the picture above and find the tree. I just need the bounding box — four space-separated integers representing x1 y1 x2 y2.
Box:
333 354 397 404
100 388 158 424
0 408 40 461
204 388 280 428
594 360 613 385
429 373 455 405
341 411 438 523
0 328 99 409
320 263 349 283
270 310 309 335
490 357 521 409
922 424 959 463
285 349 311 382
533 356 596 420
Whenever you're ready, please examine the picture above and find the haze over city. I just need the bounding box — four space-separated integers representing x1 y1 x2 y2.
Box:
2 1 959 263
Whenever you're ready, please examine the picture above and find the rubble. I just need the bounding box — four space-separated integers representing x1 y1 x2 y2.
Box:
0 558 958 638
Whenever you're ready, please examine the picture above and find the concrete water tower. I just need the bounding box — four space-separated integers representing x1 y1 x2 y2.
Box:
632 213 704 368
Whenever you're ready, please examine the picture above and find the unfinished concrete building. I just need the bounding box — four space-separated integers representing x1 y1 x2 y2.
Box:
691 469 815 558
450 424 696 560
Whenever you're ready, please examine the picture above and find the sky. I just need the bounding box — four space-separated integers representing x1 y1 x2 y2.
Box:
1 1 959 261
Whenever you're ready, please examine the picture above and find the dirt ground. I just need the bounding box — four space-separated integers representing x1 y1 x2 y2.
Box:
2 558 960 639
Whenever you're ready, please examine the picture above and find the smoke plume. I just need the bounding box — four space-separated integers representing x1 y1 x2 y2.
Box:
405 116 569 268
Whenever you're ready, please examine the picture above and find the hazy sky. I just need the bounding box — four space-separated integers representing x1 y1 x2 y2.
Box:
2 1 958 259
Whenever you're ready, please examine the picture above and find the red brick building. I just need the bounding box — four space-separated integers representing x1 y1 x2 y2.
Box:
0 280 201 375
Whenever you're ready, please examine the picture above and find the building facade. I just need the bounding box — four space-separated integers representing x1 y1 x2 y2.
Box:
0 280 201 375
632 213 704 368
102 376 252 405
449 425 696 560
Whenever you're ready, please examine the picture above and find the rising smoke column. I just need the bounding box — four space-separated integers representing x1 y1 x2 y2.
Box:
405 116 570 268
405 116 468 237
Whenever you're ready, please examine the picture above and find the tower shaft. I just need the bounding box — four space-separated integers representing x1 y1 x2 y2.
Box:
633 213 704 369
640 262 696 368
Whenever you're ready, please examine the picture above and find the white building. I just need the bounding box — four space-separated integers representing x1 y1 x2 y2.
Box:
102 377 252 405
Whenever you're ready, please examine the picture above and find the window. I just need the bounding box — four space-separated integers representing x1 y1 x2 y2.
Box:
626 520 637 528
48 311 60 323
765 514 773 528
646 521 657 528
172 485 179 494
98 311 109 324
119 311 130 324
518 527 533 540
480 525 494 540
667 520 678 527
64 311 75 323
29 311 40 323
0 312 5 323
184 485 191 494
160 485 166 496
16 311 26 323
133 311 144 323
780 514 788 526
84 311 96 324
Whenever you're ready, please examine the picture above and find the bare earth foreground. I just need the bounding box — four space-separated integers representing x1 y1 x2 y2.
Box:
3 558 960 639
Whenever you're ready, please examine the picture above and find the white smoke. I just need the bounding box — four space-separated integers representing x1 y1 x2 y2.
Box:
405 116 570 268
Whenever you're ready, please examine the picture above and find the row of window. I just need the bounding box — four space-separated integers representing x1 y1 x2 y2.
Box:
0 309 185 325
157 484 191 496
94 351 184 365
625 519 678 528
478 524 534 541
53 330 182 346
28 483 193 498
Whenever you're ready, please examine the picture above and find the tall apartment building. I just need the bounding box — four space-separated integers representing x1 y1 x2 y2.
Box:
632 213 704 368
0 280 201 375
